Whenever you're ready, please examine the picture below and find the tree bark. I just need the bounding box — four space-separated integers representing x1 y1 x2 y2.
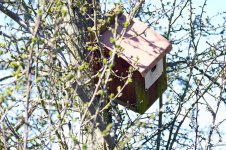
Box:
66 0 115 149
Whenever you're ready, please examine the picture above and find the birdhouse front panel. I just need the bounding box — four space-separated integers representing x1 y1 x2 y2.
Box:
144 58 163 90
97 13 172 114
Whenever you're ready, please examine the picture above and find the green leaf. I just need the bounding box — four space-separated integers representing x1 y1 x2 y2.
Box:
106 123 112 130
6 87 12 96
0 96 5 102
109 37 115 44
78 64 85 71
116 44 121 49
10 62 19 68
82 144 87 150
80 7 87 13
136 121 141 127
117 86 121 92
78 63 89 71
109 64 113 69
36 77 42 83
32 37 37 43
28 9 32 14
22 53 28 59
97 90 103 96
127 77 133 83
38 9 44 15
85 102 89 108
103 58 107 65
124 21 129 28
150 114 155 119
87 27 92 32
129 66 133 73
15 84 20 90
109 93 115 99
0 42 6 48
61 7 67 17
14 67 21 78
108 51 113 56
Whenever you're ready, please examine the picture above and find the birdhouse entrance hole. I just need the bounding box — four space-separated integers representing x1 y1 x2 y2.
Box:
151 65 157 72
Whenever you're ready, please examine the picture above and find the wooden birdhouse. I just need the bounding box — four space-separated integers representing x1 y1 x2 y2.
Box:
91 12 172 114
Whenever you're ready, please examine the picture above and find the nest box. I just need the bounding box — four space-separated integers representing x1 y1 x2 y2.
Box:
92 13 172 114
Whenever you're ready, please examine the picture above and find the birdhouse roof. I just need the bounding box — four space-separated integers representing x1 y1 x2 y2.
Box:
100 14 172 77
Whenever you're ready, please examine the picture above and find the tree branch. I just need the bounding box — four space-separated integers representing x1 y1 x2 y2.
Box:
74 82 116 149
0 4 32 33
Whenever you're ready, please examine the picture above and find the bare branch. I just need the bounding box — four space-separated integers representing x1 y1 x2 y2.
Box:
0 4 32 33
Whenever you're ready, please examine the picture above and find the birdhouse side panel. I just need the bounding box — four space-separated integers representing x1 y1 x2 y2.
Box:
133 71 156 114
135 57 167 114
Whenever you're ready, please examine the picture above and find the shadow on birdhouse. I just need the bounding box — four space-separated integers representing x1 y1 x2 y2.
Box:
90 10 172 114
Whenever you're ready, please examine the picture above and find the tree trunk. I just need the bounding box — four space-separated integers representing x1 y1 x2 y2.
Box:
65 0 115 149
